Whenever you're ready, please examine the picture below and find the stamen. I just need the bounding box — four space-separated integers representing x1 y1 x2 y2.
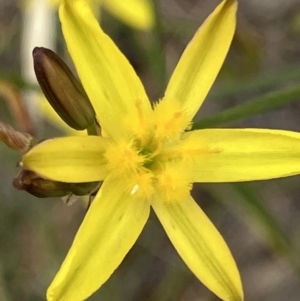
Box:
165 111 183 130
155 162 192 201
135 99 145 128
124 99 154 146
153 98 191 141
104 140 146 175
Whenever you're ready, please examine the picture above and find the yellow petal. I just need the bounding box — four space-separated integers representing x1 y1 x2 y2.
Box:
152 195 243 301
59 0 153 141
22 136 109 182
47 175 150 301
164 0 236 119
103 0 153 30
168 129 300 182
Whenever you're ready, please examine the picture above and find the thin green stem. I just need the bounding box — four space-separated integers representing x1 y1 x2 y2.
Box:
193 85 300 129
86 121 98 136
211 64 300 99
148 0 167 92
234 183 300 276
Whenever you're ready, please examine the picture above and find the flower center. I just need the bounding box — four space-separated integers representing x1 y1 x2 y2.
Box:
104 137 191 201
104 99 194 201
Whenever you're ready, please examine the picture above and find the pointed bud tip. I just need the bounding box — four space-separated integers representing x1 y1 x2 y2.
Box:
32 47 46 65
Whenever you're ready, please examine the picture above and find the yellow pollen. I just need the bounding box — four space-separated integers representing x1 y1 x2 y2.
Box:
123 170 154 199
155 163 192 201
104 140 145 175
154 98 192 141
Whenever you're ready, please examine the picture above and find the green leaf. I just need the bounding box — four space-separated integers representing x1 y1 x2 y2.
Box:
193 85 300 129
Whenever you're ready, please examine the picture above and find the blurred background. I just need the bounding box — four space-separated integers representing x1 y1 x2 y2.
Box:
1 0 300 300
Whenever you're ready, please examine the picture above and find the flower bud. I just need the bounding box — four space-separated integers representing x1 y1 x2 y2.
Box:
13 169 99 199
33 47 96 130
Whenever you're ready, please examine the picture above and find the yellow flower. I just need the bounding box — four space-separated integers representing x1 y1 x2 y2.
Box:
21 0 300 300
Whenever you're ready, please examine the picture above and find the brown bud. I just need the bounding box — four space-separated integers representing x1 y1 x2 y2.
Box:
13 169 99 199
33 47 96 130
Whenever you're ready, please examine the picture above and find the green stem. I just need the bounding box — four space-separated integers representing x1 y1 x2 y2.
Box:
148 0 167 92
193 85 300 129
211 64 300 99
234 183 300 275
86 122 98 136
